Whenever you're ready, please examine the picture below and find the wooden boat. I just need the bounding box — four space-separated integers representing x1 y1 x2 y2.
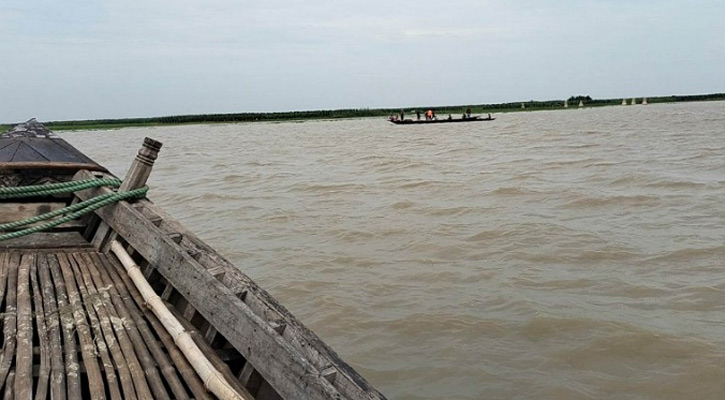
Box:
389 115 495 125
0 119 386 399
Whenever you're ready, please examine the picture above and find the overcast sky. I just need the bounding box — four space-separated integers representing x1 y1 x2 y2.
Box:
1 0 723 122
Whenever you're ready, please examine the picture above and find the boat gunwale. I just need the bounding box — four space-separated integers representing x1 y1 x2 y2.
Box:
389 116 496 125
74 169 386 400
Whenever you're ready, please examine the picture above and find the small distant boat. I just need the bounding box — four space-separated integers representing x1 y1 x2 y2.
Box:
622 99 627 105
578 100 583 108
389 115 495 125
631 98 636 105
564 100 568 108
642 98 648 105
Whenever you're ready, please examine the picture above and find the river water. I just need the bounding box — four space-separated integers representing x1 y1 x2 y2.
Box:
64 101 725 400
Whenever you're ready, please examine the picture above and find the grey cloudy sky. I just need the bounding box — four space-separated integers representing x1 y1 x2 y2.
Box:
1 0 723 122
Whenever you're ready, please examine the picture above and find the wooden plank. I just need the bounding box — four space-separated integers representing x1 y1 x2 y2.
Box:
0 202 64 223
0 253 7 325
76 252 157 399
0 201 86 232
37 254 66 400
56 252 106 399
0 253 19 392
0 161 105 172
69 253 125 400
47 253 81 399
91 138 160 251
85 252 175 400
75 174 359 400
239 363 263 395
99 253 209 400
3 372 14 400
30 257 51 400
167 305 252 398
132 199 384 399
15 254 33 400
0 232 91 249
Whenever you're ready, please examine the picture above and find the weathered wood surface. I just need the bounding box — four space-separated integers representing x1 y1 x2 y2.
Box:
93 137 161 251
0 250 246 398
0 232 92 249
0 202 64 222
75 169 387 400
0 202 86 231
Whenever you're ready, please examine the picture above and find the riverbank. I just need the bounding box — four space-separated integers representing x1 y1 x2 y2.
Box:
3 92 723 132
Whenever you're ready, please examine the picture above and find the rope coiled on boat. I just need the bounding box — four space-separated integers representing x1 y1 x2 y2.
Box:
0 179 147 241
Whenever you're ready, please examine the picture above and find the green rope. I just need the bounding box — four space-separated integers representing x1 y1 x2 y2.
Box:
0 189 133 230
0 178 122 198
0 186 148 242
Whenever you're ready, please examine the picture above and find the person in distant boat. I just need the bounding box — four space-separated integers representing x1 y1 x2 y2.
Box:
448 114 452 120
399 109 405 121
426 109 433 120
416 110 421 120
466 107 472 118
432 110 437 120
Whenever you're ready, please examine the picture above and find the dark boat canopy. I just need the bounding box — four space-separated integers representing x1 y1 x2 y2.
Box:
0 119 107 172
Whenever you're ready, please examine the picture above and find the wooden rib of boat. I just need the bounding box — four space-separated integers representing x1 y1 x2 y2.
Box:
0 119 386 400
389 115 495 125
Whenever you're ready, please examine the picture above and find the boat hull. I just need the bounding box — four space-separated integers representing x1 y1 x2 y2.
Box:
390 116 495 125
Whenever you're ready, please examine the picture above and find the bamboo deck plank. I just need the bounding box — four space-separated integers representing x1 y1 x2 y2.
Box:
101 252 212 400
30 260 50 400
37 254 66 400
68 252 124 400
15 254 33 400
0 250 243 399
47 253 81 399
0 253 19 392
3 371 14 400
89 252 179 400
56 252 106 399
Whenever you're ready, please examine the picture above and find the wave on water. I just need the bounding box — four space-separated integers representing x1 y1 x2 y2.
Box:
286 182 368 193
563 194 661 208
64 101 725 400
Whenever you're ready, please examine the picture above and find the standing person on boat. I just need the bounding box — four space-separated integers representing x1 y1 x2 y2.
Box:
466 107 472 118
426 109 432 120
399 109 405 121
416 110 421 120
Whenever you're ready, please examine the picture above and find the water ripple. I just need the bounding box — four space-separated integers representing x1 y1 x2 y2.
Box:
63 101 725 400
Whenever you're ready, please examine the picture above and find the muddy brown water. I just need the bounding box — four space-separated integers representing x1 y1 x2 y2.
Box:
65 101 725 399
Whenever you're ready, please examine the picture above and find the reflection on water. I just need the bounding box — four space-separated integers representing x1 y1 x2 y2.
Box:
65 102 725 399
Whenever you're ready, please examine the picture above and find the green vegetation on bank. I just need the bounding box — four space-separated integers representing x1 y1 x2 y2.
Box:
3 92 724 132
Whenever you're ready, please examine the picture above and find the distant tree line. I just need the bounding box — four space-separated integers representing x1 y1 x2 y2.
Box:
3 92 720 131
